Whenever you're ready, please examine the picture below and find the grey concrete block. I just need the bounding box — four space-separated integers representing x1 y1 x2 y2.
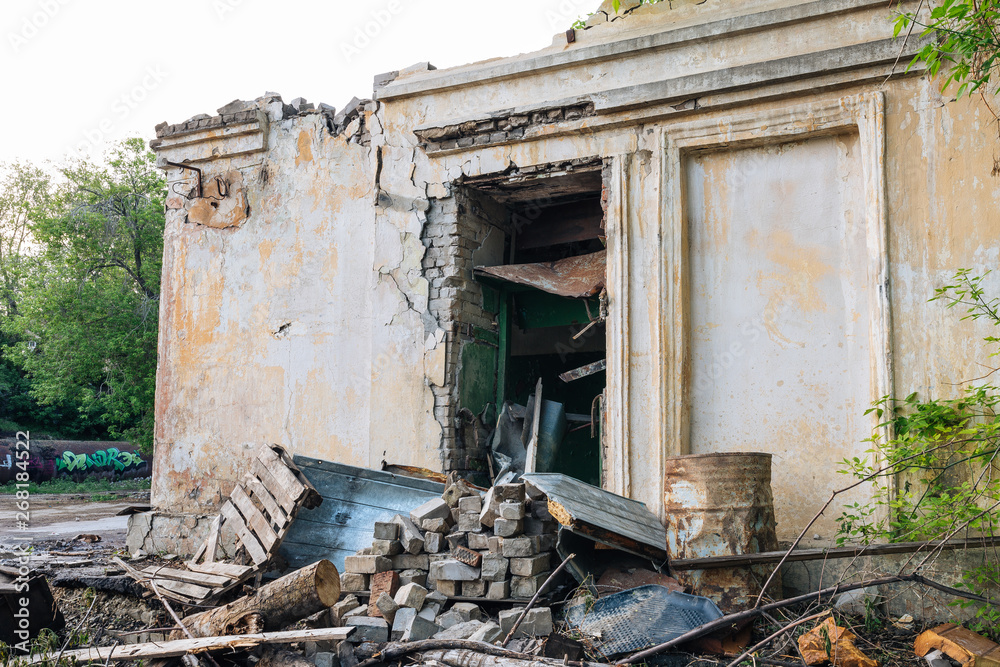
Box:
458 495 482 513
391 553 429 570
435 610 463 629
375 592 399 624
469 621 502 643
373 522 399 541
346 617 389 644
411 498 452 525
446 533 468 550
494 518 523 537
399 569 427 587
458 512 482 533
314 651 337 667
418 602 441 620
481 554 509 582
341 572 369 592
495 484 525 503
403 614 440 641
434 620 485 640
430 559 480 581
344 555 392 574
467 532 489 550
433 579 460 597
451 602 482 621
512 573 549 598
371 539 402 556
424 531 444 553
501 536 540 558
421 517 450 533
487 580 510 600
392 514 425 554
394 582 428 609
510 553 550 577
461 579 487 597
391 607 415 641
498 607 552 638
331 595 361 625
499 501 525 520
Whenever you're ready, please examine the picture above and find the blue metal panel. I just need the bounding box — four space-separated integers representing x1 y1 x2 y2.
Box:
279 457 444 572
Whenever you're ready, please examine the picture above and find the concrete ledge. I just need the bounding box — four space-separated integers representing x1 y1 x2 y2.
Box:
378 0 898 101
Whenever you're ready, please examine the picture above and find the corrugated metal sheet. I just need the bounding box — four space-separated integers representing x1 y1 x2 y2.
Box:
474 250 606 298
522 472 667 562
279 457 444 572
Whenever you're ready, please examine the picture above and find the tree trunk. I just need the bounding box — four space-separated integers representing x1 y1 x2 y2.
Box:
258 647 317 667
174 560 340 639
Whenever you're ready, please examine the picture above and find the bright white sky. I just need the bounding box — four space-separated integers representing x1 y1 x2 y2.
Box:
0 0 601 167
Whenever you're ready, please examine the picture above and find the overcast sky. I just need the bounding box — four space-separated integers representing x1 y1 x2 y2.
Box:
1 0 600 167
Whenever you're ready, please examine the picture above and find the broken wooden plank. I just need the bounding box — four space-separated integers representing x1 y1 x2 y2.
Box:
558 359 606 383
221 501 269 565
245 475 288 528
254 457 300 514
257 446 309 503
669 535 1000 571
30 628 353 664
186 561 254 580
139 566 232 589
231 484 280 552
915 623 1000 667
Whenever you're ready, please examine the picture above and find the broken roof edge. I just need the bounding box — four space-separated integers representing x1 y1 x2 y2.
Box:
152 92 371 143
376 0 889 102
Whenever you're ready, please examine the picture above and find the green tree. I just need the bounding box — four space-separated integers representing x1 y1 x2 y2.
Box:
895 0 1000 98
4 139 165 450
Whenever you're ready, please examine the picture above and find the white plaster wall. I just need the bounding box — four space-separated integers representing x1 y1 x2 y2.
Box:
685 134 873 540
154 111 446 513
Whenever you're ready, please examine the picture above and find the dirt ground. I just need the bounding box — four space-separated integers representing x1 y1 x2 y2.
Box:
0 492 146 551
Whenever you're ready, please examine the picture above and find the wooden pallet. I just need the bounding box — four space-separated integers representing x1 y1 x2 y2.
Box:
122 444 321 606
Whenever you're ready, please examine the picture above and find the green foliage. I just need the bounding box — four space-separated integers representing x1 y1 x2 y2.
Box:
572 0 663 30
1 139 164 451
0 476 150 495
894 0 1000 98
836 269 1000 639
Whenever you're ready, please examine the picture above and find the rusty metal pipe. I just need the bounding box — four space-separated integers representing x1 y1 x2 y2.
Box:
165 161 203 198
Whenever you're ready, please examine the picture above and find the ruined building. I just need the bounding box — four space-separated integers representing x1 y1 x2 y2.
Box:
135 0 998 579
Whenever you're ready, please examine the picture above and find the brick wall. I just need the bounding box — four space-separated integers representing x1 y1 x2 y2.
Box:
423 188 508 475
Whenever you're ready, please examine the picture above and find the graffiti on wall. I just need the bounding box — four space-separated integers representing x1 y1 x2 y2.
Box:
0 440 148 483
54 448 145 473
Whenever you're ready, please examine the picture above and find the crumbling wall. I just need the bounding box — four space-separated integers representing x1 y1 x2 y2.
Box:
150 95 448 515
421 188 507 475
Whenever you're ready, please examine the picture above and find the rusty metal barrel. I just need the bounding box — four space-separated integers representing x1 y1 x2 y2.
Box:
663 452 780 612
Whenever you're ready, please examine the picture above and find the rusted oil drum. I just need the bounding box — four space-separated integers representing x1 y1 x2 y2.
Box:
664 452 781 612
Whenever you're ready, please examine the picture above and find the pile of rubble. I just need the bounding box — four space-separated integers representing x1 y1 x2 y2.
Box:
342 480 558 601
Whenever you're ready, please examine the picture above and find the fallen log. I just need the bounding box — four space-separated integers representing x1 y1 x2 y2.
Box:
174 560 341 639
29 628 352 664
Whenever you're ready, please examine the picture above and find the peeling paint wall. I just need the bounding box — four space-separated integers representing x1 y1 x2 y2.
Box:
151 98 448 513
149 0 1000 553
